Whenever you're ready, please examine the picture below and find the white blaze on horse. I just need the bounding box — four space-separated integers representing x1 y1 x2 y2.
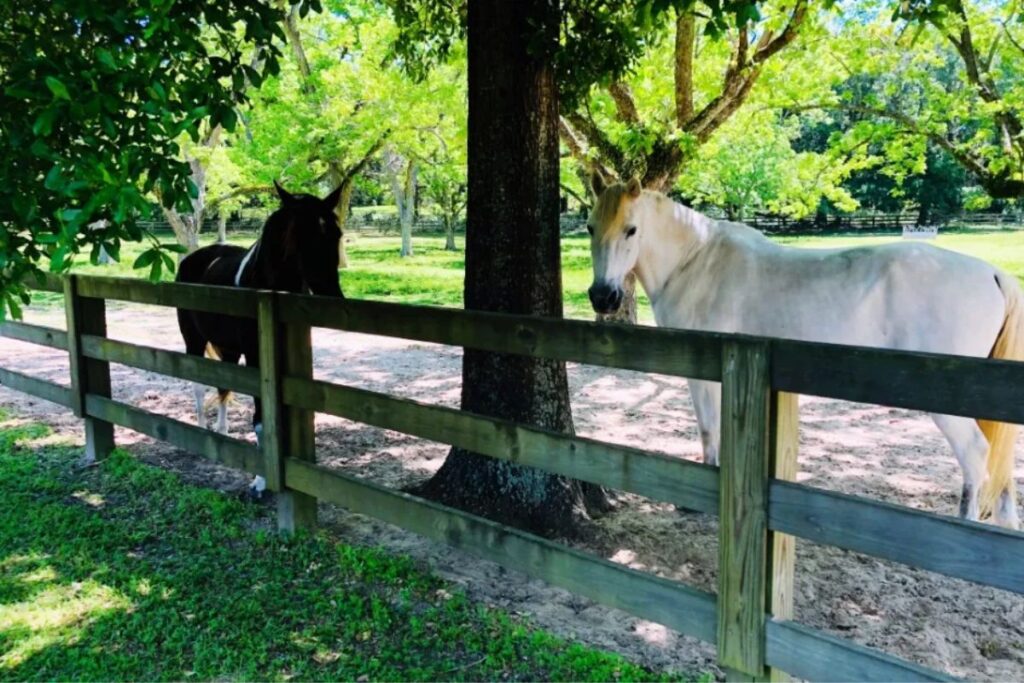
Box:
585 174 1024 529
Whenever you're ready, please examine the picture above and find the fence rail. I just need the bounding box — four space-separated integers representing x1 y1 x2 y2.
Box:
2 273 1022 681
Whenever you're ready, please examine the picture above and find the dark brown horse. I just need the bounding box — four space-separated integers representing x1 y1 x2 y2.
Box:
176 181 344 496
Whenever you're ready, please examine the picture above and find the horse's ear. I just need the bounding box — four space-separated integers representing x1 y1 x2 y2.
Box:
274 180 295 205
625 176 642 199
589 169 606 198
324 183 344 210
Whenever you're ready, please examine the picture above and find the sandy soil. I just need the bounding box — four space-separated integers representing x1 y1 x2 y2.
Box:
2 303 1023 680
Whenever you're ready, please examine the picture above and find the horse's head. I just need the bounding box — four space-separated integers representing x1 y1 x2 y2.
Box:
266 181 345 297
586 172 644 315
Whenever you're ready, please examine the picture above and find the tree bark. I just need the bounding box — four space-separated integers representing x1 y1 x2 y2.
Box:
414 0 607 536
444 214 457 250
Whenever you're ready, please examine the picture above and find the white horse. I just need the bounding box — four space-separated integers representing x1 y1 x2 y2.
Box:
585 174 1024 528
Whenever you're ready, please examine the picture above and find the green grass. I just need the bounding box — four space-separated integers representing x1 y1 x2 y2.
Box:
0 410 694 682
30 227 1024 322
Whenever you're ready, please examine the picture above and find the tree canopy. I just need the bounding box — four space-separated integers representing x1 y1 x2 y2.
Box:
0 0 333 314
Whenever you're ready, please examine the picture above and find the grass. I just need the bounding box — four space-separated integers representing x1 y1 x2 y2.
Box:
0 410 694 682
27 225 1024 322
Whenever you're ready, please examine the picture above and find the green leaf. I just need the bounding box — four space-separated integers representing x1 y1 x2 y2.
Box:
32 108 59 136
96 48 116 70
45 76 70 100
133 249 158 269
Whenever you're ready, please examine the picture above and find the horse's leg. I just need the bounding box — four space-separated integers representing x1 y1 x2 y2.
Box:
192 385 207 429
178 310 209 429
931 413 989 521
213 349 241 435
689 379 721 467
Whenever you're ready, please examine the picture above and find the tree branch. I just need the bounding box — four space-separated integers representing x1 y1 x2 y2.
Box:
684 0 807 143
675 11 696 126
281 1 313 86
608 82 641 126
563 111 626 175
558 117 616 183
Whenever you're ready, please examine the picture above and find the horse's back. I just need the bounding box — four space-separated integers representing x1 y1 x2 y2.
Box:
176 244 254 356
177 244 248 287
666 227 1008 357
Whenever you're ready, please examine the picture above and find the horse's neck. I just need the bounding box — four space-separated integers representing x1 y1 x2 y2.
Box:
634 195 716 304
246 233 302 292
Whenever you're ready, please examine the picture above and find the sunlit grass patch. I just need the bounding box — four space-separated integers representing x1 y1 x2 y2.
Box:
0 419 692 682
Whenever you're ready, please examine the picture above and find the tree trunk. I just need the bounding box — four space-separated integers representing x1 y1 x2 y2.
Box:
401 160 417 257
386 152 417 257
327 162 361 270
444 214 457 251
414 0 608 536
163 207 200 258
217 212 228 244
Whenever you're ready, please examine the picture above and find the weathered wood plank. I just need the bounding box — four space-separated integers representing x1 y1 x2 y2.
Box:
769 480 1024 594
0 321 69 350
80 335 260 397
0 367 73 408
75 276 257 318
767 392 798 682
773 340 1024 425
766 620 955 682
718 340 772 678
257 293 283 492
66 276 114 461
283 376 719 513
280 320 316 531
284 457 719 643
277 294 723 380
85 395 264 476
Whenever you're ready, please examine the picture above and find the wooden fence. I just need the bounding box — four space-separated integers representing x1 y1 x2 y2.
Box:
4 273 1024 681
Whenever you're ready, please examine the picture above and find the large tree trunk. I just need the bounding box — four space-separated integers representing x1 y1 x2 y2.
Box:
415 0 608 536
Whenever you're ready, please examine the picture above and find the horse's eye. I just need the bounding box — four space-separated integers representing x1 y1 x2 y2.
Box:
586 225 594 235
626 226 637 237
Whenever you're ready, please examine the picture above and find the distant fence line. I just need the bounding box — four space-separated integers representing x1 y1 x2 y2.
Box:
134 209 1023 239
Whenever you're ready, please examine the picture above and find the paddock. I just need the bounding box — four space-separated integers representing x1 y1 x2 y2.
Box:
2 274 1024 680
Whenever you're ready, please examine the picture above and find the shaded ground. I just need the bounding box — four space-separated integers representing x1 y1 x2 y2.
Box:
1 303 1023 679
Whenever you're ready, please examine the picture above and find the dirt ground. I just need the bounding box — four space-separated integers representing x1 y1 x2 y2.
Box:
2 303 1023 680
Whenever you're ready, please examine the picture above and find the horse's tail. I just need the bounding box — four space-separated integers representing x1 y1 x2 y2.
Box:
978 271 1024 521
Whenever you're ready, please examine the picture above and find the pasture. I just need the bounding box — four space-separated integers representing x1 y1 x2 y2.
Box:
29 226 1024 322
3 227 1024 679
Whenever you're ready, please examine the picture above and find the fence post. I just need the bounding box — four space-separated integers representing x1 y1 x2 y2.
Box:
64 275 114 462
259 292 317 533
766 391 798 682
717 340 772 681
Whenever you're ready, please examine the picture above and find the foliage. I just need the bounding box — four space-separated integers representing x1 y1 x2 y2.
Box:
0 414 692 681
678 110 861 220
808 0 1024 200
386 0 801 106
0 0 311 316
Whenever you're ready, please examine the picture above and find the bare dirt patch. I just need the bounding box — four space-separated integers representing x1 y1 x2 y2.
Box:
2 304 1023 679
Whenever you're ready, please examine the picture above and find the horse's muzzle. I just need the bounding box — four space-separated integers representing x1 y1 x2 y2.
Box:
589 282 623 314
